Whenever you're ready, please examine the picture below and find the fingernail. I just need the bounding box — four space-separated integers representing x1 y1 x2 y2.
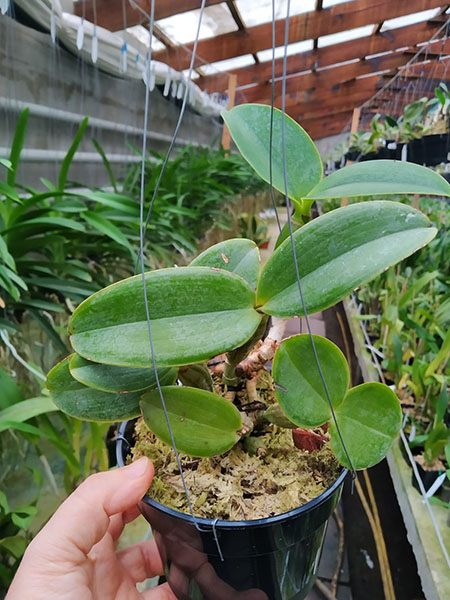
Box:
125 456 148 479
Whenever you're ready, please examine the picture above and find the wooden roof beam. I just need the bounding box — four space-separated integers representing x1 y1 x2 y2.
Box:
195 21 439 92
154 0 447 71
303 111 355 139
241 53 407 103
73 1 224 31
246 75 383 111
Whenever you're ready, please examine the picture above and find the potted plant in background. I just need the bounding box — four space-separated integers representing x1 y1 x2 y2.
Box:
46 104 450 600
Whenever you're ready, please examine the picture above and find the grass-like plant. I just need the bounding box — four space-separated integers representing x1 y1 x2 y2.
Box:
47 104 450 474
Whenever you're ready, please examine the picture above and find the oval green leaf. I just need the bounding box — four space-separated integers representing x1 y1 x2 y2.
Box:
69 354 176 393
330 382 402 470
47 356 142 421
190 238 260 288
222 104 323 200
306 160 450 199
257 201 437 317
140 385 242 457
273 335 349 428
70 267 261 368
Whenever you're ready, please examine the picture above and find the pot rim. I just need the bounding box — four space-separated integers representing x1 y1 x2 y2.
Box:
116 420 348 529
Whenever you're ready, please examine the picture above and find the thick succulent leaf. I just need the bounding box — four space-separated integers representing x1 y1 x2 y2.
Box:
46 356 142 421
140 385 242 457
70 267 261 367
330 383 402 470
69 354 176 393
306 160 450 199
257 201 437 317
178 363 214 391
222 104 322 200
190 238 260 288
272 335 349 428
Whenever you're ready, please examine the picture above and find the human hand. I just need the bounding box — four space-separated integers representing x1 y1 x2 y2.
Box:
6 457 176 600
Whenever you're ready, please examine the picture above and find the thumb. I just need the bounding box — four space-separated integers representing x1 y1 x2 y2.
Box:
32 457 153 556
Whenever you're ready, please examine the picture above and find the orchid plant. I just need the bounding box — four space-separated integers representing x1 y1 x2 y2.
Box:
47 104 450 472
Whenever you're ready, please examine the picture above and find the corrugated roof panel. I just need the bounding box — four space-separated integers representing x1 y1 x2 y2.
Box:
381 8 441 31
199 54 256 76
257 40 314 62
235 0 316 28
318 24 374 48
322 0 355 7
156 3 237 45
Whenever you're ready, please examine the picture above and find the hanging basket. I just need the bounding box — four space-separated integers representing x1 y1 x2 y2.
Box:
116 421 347 600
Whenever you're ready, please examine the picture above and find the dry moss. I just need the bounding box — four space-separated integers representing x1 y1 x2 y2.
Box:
131 369 340 520
132 421 340 521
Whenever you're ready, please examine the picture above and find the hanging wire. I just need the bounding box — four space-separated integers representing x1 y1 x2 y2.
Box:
137 0 224 558
269 0 283 238
279 0 356 479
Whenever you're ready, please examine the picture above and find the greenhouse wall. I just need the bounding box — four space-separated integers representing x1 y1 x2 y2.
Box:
0 16 222 190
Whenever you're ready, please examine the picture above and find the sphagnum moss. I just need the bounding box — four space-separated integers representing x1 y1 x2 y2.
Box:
132 416 340 521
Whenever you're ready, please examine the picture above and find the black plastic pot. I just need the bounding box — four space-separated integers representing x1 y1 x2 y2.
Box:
421 134 449 166
345 151 360 162
116 421 347 600
407 134 449 166
411 458 445 495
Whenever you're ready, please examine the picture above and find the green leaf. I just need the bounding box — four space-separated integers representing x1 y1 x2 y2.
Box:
273 335 349 428
222 104 322 200
0 317 20 332
11 506 36 530
81 211 136 259
398 271 439 309
92 139 118 192
18 298 66 312
58 116 89 190
0 158 12 170
69 354 176 393
0 235 15 270
330 383 402 470
24 277 97 297
0 397 58 433
0 491 10 514
191 238 260 288
306 160 450 199
0 536 28 558
47 356 142 422
140 385 242 457
435 386 449 427
7 108 29 187
257 201 437 317
0 367 25 409
70 267 261 368
425 329 450 378
0 182 21 204
178 363 213 391
82 191 139 216
3 216 86 234
28 309 68 353
424 423 450 464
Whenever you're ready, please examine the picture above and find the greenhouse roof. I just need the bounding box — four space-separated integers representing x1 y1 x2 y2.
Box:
75 1 450 138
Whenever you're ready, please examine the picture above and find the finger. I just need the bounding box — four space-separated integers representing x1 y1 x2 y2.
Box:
141 582 178 600
107 513 126 543
116 539 164 582
31 457 154 557
107 505 142 543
